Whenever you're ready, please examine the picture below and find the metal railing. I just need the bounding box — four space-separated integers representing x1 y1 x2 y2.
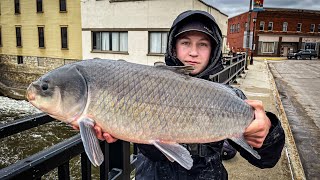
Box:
209 53 246 84
0 114 136 180
0 54 246 179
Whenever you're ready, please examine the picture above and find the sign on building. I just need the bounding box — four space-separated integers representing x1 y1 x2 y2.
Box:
253 0 264 12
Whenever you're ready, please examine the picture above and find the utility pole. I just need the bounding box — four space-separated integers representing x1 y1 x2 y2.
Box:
245 0 252 70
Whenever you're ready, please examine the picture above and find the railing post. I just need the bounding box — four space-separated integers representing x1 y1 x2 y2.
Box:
109 140 131 179
100 141 110 180
81 152 92 180
58 161 70 180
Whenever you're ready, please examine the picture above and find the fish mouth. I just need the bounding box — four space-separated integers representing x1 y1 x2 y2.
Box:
26 84 35 101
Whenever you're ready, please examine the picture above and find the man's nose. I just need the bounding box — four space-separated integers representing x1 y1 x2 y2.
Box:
189 44 198 56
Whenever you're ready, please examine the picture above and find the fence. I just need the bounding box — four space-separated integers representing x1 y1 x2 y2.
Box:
209 53 246 84
0 54 246 179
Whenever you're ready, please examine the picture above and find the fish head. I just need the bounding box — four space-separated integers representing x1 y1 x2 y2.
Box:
27 64 88 124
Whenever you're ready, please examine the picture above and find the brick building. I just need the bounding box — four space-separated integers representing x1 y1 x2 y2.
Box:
227 8 320 57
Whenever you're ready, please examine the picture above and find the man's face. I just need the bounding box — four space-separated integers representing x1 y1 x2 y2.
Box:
175 31 212 75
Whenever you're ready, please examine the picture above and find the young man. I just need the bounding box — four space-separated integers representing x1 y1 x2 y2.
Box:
93 10 285 179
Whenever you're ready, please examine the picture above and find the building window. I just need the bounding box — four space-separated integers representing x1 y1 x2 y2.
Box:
297 23 302 32
282 22 288 32
38 26 45 48
14 0 20 14
149 32 168 54
0 27 2 47
318 24 320 32
259 21 264 31
92 31 128 52
245 22 248 31
60 0 67 12
268 22 273 31
310 24 315 32
17 56 23 64
237 23 240 32
61 27 68 49
37 0 43 12
305 43 316 50
262 42 275 53
16 26 22 47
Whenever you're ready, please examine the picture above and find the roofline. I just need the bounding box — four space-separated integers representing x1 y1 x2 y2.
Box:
264 7 320 13
229 6 320 19
198 0 228 17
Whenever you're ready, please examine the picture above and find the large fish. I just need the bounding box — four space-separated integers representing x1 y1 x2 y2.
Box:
26 59 260 170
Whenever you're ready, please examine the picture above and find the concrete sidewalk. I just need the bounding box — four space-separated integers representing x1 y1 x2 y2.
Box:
223 61 293 179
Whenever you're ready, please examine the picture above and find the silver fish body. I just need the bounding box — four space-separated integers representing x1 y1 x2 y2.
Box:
27 59 257 169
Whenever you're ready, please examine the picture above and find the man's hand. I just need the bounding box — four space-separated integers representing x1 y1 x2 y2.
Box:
71 123 118 143
244 100 271 148
94 125 118 143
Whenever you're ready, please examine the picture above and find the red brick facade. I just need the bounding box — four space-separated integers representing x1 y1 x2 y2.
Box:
227 8 320 57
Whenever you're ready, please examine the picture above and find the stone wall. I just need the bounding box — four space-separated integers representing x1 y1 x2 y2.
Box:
0 54 79 99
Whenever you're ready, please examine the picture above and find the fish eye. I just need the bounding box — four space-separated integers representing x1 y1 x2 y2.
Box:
41 83 49 91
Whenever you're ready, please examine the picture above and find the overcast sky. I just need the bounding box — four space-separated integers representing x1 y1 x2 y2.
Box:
203 0 320 17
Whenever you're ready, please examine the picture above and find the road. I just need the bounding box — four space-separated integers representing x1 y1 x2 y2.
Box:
268 60 320 179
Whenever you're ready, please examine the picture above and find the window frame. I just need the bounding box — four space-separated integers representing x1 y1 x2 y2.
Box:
38 26 45 48
61 26 68 49
59 0 67 12
268 22 273 31
297 23 302 32
262 42 275 53
36 0 43 13
259 21 265 31
282 22 288 32
148 31 168 55
310 24 315 32
92 31 128 53
0 26 2 47
14 0 20 14
16 26 22 47
17 55 23 64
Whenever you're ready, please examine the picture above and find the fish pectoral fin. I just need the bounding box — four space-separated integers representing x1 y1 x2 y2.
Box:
78 118 104 167
229 136 261 159
151 140 193 170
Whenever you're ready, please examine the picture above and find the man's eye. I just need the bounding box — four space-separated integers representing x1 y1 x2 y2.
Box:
181 41 190 45
200 43 208 47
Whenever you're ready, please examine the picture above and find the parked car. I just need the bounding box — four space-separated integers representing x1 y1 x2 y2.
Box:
287 49 318 60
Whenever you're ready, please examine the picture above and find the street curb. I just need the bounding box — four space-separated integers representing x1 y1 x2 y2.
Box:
266 61 306 180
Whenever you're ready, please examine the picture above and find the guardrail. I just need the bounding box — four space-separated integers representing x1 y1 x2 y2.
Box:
0 54 247 179
0 114 136 180
209 53 246 84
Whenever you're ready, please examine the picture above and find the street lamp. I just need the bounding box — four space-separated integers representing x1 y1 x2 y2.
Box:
245 0 253 70
250 17 257 65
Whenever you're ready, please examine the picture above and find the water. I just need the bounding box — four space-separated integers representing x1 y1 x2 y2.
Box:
0 96 93 179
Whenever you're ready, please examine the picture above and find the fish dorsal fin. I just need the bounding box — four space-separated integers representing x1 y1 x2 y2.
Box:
154 62 194 76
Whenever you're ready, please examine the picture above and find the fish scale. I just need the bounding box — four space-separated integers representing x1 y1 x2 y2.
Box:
27 59 258 169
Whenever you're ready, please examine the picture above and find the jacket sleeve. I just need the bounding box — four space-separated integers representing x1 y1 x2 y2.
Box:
224 85 285 168
229 112 285 168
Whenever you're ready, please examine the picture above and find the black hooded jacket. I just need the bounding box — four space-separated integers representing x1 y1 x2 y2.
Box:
135 10 285 180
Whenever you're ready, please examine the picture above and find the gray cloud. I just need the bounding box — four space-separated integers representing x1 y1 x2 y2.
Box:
203 0 320 17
